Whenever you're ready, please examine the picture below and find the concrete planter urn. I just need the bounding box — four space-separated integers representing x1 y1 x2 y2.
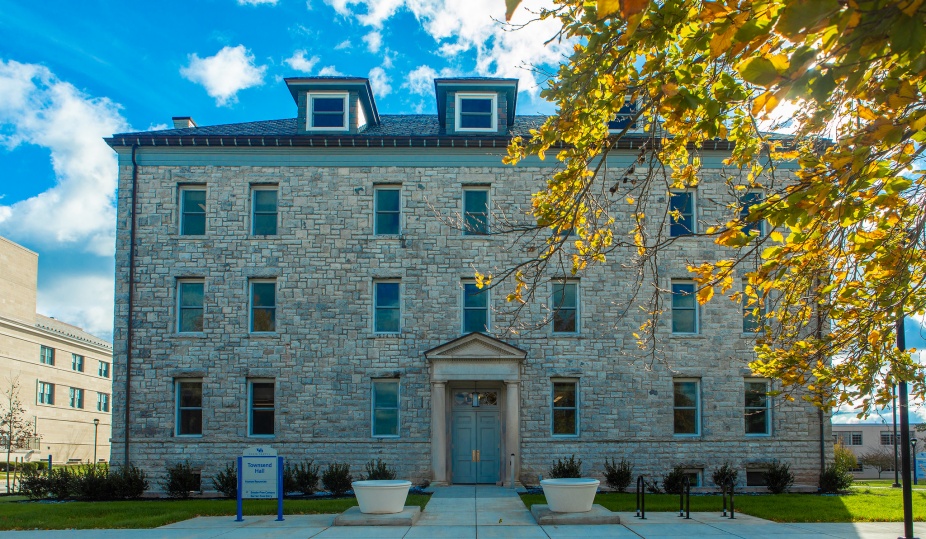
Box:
352 480 412 514
540 478 600 512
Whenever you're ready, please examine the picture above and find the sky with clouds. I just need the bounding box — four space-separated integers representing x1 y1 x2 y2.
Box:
0 0 568 341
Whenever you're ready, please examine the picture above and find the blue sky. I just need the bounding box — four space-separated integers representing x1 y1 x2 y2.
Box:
0 0 568 340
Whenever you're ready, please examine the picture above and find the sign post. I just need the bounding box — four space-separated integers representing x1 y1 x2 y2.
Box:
235 446 284 522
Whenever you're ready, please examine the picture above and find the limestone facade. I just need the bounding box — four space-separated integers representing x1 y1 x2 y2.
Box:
106 77 830 493
0 236 113 464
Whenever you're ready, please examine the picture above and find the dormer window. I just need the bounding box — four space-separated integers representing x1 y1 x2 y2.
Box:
608 101 638 132
455 93 497 132
307 93 348 130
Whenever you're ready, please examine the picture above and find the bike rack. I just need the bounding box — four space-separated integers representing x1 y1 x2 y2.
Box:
721 478 736 519
635 474 646 519
678 476 691 519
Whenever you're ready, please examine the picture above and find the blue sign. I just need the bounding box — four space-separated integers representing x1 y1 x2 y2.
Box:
236 446 283 522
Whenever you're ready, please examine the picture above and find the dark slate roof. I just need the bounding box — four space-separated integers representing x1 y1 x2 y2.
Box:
112 115 550 139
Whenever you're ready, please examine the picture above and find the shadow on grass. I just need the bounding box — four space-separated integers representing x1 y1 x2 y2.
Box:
520 491 925 522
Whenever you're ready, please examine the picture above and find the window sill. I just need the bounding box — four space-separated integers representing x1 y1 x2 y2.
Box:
172 333 207 339
372 435 401 439
551 332 581 338
247 333 279 338
371 332 402 338
673 434 701 439
552 434 580 439
745 433 772 438
248 435 276 439
175 434 204 439
670 334 705 338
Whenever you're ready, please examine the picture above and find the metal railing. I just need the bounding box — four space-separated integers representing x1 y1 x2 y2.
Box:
678 476 691 519
635 474 646 519
721 478 736 519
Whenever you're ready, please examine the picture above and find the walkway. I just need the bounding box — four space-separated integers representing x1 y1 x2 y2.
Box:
0 486 922 538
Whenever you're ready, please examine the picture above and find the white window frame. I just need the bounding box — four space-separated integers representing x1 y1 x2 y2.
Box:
551 379 580 437
454 92 498 132
461 280 490 334
37 382 54 405
179 186 207 236
175 378 203 437
248 379 276 437
177 279 205 334
669 189 696 236
306 92 349 131
744 378 772 436
68 387 84 409
673 378 701 436
249 279 277 334
462 187 490 236
551 280 580 334
671 280 699 334
97 392 110 412
40 346 54 366
251 185 279 236
373 185 402 235
71 353 84 372
373 280 401 335
371 379 400 438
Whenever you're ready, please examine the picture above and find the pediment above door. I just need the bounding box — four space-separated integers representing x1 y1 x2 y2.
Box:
425 332 525 382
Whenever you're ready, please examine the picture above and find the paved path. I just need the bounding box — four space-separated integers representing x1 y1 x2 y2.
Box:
0 485 923 538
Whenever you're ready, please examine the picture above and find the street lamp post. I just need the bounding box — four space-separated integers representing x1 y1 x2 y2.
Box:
896 311 918 539
893 385 901 488
92 419 99 465
913 439 919 487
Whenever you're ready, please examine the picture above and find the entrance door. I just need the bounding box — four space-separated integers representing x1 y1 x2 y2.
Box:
450 388 500 484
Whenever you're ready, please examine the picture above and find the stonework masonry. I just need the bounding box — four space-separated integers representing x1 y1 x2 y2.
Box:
110 147 828 492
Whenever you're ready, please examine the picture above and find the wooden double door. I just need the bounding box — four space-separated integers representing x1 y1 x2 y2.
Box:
450 386 501 484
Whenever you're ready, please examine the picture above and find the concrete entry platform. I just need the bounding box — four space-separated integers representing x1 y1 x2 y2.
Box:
333 506 422 526
530 504 621 525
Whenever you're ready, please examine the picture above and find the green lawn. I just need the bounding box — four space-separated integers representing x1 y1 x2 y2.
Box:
521 490 926 522
0 495 431 530
854 479 926 489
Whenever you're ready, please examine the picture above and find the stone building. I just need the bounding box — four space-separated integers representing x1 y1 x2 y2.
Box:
0 236 113 464
105 77 830 492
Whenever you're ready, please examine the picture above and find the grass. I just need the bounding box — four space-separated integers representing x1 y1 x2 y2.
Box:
0 494 431 530
521 490 926 522
854 479 926 489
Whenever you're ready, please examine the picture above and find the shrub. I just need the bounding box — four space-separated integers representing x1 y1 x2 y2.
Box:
834 443 858 473
162 462 200 499
19 467 49 500
73 464 110 501
662 465 690 495
603 458 632 492
548 455 582 478
820 465 854 493
110 465 148 499
764 462 794 494
292 460 321 495
47 467 75 500
711 462 739 488
364 459 396 480
645 479 663 494
322 462 352 496
213 463 238 499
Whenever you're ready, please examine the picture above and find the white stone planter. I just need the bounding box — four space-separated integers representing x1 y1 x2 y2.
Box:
352 480 412 514
540 478 600 512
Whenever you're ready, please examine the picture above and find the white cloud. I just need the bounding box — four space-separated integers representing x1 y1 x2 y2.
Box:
37 272 115 341
322 0 572 100
285 50 320 73
180 45 266 106
147 123 169 131
335 40 352 50
362 31 382 53
0 59 129 257
237 0 278 4
368 67 391 97
404 65 457 96
318 65 343 76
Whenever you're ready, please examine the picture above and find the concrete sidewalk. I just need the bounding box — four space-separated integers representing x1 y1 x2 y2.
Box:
0 485 922 538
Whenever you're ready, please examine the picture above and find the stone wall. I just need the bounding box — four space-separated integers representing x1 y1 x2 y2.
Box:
111 149 827 492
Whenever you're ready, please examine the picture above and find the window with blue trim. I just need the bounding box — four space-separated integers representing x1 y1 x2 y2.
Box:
669 191 695 236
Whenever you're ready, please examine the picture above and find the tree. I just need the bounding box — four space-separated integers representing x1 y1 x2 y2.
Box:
859 447 895 478
492 0 926 413
834 442 858 473
1 378 32 492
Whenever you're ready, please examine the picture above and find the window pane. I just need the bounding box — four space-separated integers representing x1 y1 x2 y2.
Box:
373 409 398 436
375 213 400 235
460 114 492 128
179 309 203 333
313 97 344 112
374 381 398 408
553 383 576 408
180 383 202 407
252 383 274 406
376 283 399 308
464 190 488 213
553 310 576 333
253 214 277 235
464 283 487 308
252 410 274 435
183 189 206 211
179 409 202 435
313 114 344 127
746 410 768 434
463 309 488 333
179 282 203 307
375 189 399 212
461 98 492 113
740 192 763 236
669 192 693 236
552 283 577 309
253 190 277 212
672 283 695 307
553 409 576 435
375 307 400 333
674 409 697 434
181 190 206 235
674 382 697 407
463 190 489 235
252 308 276 332
252 283 275 307
672 310 696 333
464 211 488 233
745 383 767 407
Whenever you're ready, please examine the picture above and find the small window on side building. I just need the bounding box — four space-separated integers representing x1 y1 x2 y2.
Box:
71 354 84 372
455 93 497 131
308 94 348 130
40 346 55 366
